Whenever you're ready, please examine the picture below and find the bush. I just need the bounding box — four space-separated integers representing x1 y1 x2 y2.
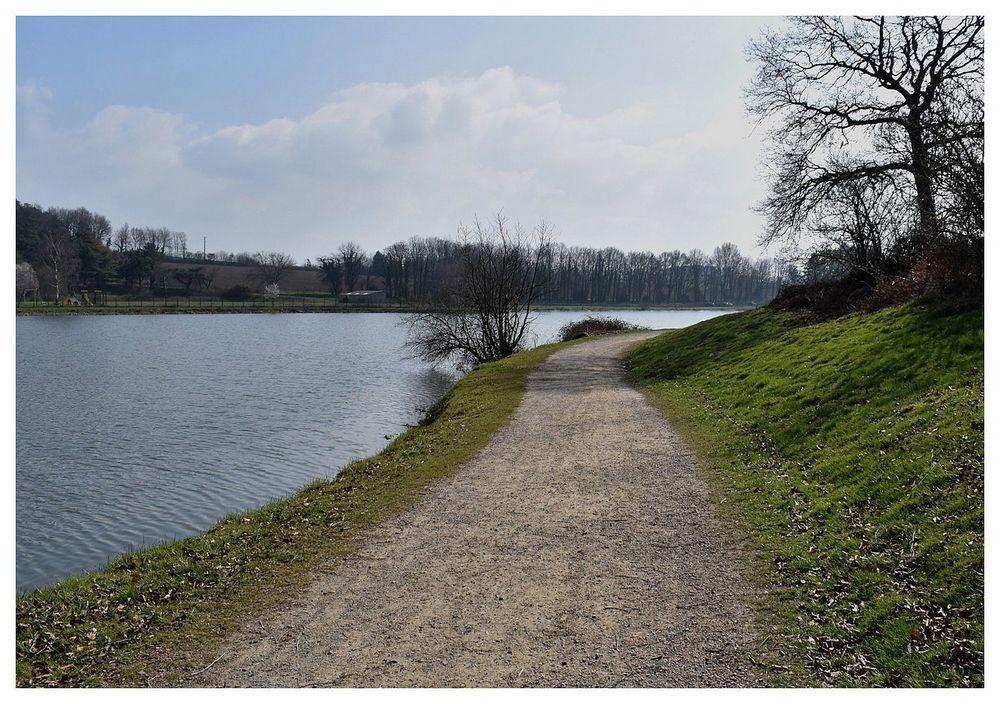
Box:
221 284 251 301
557 316 648 342
770 238 983 320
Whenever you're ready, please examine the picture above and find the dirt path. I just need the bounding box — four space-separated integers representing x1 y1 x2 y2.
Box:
194 332 759 687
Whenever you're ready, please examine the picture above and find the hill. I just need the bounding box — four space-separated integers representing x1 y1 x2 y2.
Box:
627 303 984 686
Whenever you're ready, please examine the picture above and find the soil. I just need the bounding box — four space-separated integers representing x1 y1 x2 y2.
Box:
192 332 760 687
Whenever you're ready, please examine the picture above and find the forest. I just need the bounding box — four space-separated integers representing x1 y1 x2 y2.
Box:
15 200 790 307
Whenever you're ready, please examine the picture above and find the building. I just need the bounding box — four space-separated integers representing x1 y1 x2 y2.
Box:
341 290 387 304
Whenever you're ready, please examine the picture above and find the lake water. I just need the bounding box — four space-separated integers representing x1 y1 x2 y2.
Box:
15 309 730 592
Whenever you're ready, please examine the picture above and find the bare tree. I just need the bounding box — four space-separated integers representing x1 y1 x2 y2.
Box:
405 213 551 368
38 230 79 301
809 179 908 279
250 251 295 289
746 16 984 250
337 241 368 292
686 249 706 302
112 223 130 253
170 231 188 258
710 243 744 302
152 228 172 254
932 93 984 238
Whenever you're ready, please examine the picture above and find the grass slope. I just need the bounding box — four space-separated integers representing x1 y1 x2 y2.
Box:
16 339 574 687
627 303 983 687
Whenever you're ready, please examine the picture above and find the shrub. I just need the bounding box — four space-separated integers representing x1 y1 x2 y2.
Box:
770 238 983 320
221 284 251 301
557 316 648 342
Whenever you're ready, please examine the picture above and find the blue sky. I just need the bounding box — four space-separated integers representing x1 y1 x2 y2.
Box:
17 16 773 260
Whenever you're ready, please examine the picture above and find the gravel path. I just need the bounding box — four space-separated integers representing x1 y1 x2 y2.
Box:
195 332 759 687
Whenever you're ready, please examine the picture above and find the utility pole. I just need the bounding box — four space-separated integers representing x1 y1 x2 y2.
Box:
203 236 207 261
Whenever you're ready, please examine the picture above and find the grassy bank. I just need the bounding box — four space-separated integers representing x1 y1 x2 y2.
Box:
627 302 984 686
16 339 574 687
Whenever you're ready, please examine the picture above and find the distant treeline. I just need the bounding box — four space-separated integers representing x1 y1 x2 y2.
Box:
16 200 791 305
339 237 791 306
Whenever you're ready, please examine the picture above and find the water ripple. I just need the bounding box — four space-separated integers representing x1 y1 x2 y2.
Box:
16 309 728 592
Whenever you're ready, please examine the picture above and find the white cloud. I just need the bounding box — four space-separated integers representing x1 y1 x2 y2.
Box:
16 67 766 259
17 81 53 107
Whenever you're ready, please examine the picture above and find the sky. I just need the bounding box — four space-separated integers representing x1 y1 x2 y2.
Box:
16 16 775 262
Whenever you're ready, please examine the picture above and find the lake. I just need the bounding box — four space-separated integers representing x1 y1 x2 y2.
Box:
15 309 730 592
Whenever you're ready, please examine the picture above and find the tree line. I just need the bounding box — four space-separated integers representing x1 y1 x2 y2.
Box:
16 199 789 306
314 236 790 306
15 201 281 301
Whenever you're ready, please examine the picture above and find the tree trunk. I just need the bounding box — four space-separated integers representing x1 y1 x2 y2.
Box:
907 119 939 249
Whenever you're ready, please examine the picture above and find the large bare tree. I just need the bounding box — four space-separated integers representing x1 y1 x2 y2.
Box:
250 251 295 289
405 213 551 368
746 16 984 250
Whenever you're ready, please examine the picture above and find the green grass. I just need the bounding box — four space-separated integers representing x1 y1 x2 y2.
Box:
16 339 575 687
626 302 984 686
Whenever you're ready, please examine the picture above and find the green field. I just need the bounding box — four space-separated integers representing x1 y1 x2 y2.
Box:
627 302 984 686
16 338 576 687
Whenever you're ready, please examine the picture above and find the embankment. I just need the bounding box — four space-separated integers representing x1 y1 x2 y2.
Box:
16 339 573 687
627 302 984 686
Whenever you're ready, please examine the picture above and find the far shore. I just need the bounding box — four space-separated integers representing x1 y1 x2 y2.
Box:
16 302 750 317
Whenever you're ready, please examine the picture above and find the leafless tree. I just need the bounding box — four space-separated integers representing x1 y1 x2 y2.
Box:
316 236 785 307
746 16 984 250
405 213 551 368
337 241 368 292
38 229 78 301
169 231 188 258
932 94 984 239
47 207 111 242
250 251 295 289
809 179 909 278
710 243 743 302
112 223 130 253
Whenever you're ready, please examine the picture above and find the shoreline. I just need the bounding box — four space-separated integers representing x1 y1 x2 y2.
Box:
15 303 984 687
15 302 750 317
15 337 581 687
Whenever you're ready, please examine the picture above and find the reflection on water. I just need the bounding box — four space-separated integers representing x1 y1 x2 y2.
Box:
15 308 730 592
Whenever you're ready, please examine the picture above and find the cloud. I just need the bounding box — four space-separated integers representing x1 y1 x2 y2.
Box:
17 81 53 107
16 67 766 258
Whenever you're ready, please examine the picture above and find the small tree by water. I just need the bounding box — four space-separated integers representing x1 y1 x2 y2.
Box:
405 212 550 369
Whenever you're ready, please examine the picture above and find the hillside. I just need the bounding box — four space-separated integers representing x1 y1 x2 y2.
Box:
159 260 330 295
627 303 984 686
